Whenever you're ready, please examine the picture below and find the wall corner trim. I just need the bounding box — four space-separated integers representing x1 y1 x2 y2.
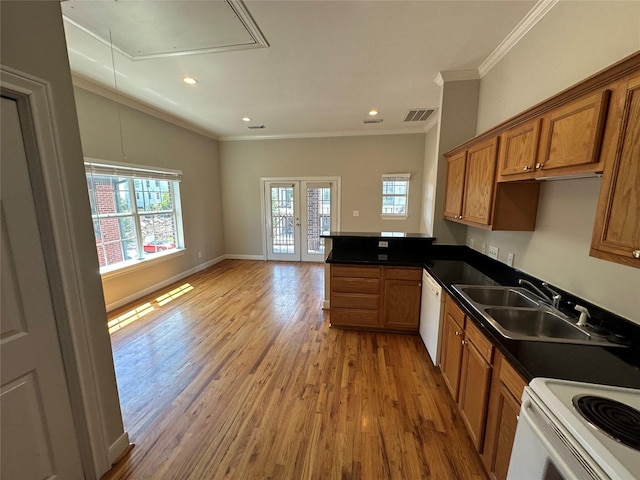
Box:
478 0 559 78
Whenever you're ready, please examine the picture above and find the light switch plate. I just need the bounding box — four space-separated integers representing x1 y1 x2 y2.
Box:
507 252 514 266
481 243 487 254
378 241 389 248
488 245 499 260
353 210 359 217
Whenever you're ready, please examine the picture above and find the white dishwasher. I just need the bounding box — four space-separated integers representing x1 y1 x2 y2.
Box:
419 269 445 366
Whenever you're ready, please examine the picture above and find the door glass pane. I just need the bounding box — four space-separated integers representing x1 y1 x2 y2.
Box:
270 186 295 254
306 186 331 255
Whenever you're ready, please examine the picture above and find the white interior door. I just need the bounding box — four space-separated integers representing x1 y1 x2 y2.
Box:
265 181 301 261
1 97 84 478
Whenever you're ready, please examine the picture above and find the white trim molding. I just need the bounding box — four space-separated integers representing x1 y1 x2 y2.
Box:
478 0 559 78
434 69 480 87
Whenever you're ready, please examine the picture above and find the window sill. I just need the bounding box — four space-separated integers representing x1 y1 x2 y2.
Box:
100 248 186 280
380 214 408 220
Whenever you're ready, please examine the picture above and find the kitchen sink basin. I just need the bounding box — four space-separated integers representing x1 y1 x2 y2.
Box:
454 285 539 308
452 284 623 347
483 308 591 341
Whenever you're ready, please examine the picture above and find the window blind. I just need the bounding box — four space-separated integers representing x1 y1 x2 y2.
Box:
84 159 182 182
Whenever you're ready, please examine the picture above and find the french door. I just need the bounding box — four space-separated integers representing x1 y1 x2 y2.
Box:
263 178 339 262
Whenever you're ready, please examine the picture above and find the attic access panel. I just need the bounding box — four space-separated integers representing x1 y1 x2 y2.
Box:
61 0 268 60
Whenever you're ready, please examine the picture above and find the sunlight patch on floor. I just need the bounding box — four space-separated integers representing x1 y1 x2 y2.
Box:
108 283 194 334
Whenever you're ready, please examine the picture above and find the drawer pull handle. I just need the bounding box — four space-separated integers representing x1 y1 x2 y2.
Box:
633 250 640 259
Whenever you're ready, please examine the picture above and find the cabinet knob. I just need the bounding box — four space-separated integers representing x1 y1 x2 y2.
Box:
633 250 640 259
459 215 464 219
535 163 543 169
461 340 467 346
455 331 461 337
523 166 531 171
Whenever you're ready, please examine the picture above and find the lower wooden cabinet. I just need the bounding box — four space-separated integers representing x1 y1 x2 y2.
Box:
440 293 527 479
329 264 421 332
458 321 494 452
440 295 466 400
481 351 527 480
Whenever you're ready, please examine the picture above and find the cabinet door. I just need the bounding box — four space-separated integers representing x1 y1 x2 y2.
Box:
462 137 498 225
498 118 540 179
440 309 465 400
458 339 492 451
591 72 640 268
382 279 421 331
444 151 467 219
537 89 610 174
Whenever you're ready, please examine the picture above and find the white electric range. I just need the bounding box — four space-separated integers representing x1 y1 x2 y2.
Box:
508 377 640 480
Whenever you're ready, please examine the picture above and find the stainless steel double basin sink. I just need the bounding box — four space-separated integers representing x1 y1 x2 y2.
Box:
452 285 620 347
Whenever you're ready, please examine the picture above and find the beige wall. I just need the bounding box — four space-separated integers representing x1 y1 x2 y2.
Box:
220 134 425 256
74 87 225 309
469 1 640 323
1 1 125 476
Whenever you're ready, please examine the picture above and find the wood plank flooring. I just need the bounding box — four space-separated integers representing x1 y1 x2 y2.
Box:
104 260 487 480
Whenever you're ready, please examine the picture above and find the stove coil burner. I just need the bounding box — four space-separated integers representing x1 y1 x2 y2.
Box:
572 395 640 451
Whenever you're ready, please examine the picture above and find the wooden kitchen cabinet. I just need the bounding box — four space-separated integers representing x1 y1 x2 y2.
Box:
482 351 528 480
330 264 382 329
440 294 466 400
458 321 494 452
381 267 422 332
591 71 640 269
497 118 541 180
443 151 467 219
330 264 421 332
536 89 610 177
444 138 540 231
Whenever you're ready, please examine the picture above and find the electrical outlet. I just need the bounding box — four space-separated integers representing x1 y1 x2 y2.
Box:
481 243 487 254
469 238 474 249
353 210 359 217
198 251 202 259
488 245 499 260
507 252 514 266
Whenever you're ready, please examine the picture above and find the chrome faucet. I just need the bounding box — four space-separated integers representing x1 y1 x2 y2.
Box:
518 279 562 309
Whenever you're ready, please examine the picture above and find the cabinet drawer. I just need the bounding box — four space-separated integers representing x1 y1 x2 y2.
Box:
332 293 379 310
466 321 494 364
332 277 380 294
331 265 381 278
445 295 466 330
384 267 422 281
331 308 379 327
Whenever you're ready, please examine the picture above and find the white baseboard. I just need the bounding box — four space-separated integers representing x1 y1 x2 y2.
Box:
323 300 330 310
107 431 131 468
105 255 226 312
224 254 266 261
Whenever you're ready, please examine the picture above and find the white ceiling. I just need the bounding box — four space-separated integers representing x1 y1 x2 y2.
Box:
62 0 539 140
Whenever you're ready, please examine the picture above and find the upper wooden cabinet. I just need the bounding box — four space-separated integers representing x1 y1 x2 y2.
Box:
497 89 610 182
444 138 540 231
497 118 541 179
536 89 610 176
591 71 640 269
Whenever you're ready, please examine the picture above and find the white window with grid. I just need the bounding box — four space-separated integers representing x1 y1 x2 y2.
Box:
381 173 410 219
85 159 184 275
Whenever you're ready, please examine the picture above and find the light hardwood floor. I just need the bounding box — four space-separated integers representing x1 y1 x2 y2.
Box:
104 260 487 480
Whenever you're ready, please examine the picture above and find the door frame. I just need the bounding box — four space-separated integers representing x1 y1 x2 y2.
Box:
1 66 129 478
260 176 341 262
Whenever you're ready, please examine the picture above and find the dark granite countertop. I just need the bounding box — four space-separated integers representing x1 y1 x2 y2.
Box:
424 254 640 390
325 240 640 390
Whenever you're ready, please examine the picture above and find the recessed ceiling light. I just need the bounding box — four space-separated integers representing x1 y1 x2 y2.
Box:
242 117 252 122
183 77 198 85
369 109 379 116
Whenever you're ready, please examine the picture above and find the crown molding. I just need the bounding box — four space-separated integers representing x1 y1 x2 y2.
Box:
434 69 480 86
219 127 426 141
71 74 219 140
478 0 559 78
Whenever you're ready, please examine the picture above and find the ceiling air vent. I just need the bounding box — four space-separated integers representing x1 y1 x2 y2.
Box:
404 109 434 122
364 119 383 124
248 125 265 129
